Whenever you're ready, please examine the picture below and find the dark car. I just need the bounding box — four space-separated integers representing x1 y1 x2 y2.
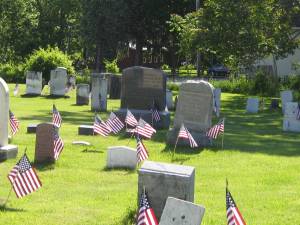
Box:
208 64 230 77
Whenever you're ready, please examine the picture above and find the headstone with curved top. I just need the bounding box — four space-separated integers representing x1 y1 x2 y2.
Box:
0 78 18 161
50 67 68 96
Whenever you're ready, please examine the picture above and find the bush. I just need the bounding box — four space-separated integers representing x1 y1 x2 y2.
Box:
104 58 119 73
76 68 90 84
167 82 180 92
252 70 280 97
211 75 253 94
24 47 75 82
0 63 25 83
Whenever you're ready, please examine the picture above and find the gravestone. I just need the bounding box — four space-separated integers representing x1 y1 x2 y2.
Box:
35 123 55 163
159 197 205 225
91 74 107 111
25 71 43 95
114 66 170 129
166 89 174 110
213 88 221 117
0 78 18 161
106 146 137 169
138 161 195 220
78 125 94 135
27 124 37 133
76 84 90 105
280 90 293 114
109 75 121 99
49 67 68 96
246 97 259 113
167 81 214 146
283 102 300 132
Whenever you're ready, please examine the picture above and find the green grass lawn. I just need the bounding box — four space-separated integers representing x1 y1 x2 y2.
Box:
0 84 300 225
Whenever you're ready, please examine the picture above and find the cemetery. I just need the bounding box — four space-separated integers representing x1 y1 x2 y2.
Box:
0 1 300 225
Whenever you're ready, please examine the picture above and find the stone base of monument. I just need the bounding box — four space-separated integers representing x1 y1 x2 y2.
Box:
114 109 170 129
27 124 37 133
78 125 94 135
106 146 137 169
138 161 195 220
0 145 18 162
166 128 211 147
159 197 205 225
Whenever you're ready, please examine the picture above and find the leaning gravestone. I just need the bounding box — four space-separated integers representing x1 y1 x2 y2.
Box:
246 97 259 113
280 90 293 114
138 161 195 220
76 84 90 105
114 66 170 129
167 81 214 146
106 146 137 169
91 74 107 111
35 123 55 163
25 71 43 95
159 197 205 225
50 67 68 96
283 102 300 132
0 78 18 161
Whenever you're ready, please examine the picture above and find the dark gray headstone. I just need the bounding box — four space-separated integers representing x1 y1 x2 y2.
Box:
138 161 195 220
27 124 37 133
78 125 94 135
35 123 55 163
109 75 121 99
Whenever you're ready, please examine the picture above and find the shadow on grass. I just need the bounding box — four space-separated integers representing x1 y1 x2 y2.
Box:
102 167 136 174
0 205 25 212
81 149 103 153
33 161 55 171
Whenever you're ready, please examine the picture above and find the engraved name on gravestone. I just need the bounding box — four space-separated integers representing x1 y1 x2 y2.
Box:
50 67 68 96
35 123 55 163
121 66 166 110
26 71 43 95
0 78 18 161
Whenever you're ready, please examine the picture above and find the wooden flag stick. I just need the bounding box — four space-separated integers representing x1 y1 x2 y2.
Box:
172 135 180 158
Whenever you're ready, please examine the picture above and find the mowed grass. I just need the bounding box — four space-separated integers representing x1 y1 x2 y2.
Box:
0 84 300 225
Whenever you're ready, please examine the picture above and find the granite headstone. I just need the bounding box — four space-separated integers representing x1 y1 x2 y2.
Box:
50 67 68 96
109 75 121 99
76 84 90 105
25 71 43 95
91 74 107 111
106 146 137 169
35 123 55 163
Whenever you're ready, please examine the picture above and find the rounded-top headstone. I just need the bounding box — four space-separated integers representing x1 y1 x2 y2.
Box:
50 67 68 96
26 71 43 95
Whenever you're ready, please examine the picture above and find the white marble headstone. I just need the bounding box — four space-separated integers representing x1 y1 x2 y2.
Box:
280 90 293 114
106 146 137 169
283 102 300 132
246 97 259 113
50 67 68 96
26 71 43 95
91 74 107 111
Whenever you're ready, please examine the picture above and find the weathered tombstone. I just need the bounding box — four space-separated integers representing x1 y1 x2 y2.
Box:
25 71 43 95
109 75 121 99
246 97 259 113
138 161 195 220
35 123 55 163
0 78 18 161
280 90 293 114
49 67 68 96
213 88 221 117
283 102 300 132
76 84 90 105
166 89 174 110
106 146 137 169
159 197 205 225
91 74 107 111
114 66 170 129
167 81 214 146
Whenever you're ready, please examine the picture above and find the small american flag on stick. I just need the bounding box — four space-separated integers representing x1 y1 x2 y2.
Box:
53 127 64 160
52 104 62 128
9 110 19 135
93 115 111 136
178 124 198 148
125 109 138 127
136 135 149 163
137 191 158 225
130 118 156 139
106 112 124 134
206 118 225 139
8 154 42 198
226 187 246 225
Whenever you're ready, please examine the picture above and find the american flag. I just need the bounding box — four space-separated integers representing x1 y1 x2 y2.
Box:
137 192 158 225
52 104 62 128
151 100 160 122
53 127 64 160
131 118 156 139
206 118 225 139
136 135 149 163
13 83 19 96
226 188 246 225
178 124 198 148
106 112 124 134
296 103 300 120
8 154 42 198
125 109 138 127
9 110 19 135
93 115 111 136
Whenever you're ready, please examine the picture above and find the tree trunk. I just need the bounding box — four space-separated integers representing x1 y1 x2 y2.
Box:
95 44 101 72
